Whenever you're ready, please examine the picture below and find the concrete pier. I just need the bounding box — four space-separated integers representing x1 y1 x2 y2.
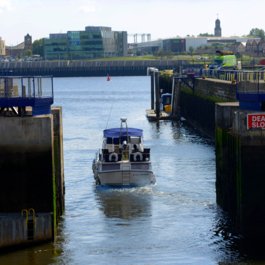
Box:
0 106 64 249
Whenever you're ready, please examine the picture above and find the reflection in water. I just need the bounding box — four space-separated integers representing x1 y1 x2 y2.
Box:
95 186 152 219
0 243 58 265
212 207 265 264
211 208 243 263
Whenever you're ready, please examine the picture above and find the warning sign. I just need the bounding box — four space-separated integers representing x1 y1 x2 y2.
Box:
247 113 265 129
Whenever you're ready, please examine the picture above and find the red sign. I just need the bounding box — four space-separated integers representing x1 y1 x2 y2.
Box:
247 113 265 129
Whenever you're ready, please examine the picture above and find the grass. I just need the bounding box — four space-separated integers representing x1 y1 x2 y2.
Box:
87 54 213 63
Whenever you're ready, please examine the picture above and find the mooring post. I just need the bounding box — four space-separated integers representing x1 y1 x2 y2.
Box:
150 72 155 110
171 77 180 118
155 71 160 119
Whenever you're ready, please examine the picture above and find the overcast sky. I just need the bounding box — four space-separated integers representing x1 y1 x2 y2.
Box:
0 0 264 45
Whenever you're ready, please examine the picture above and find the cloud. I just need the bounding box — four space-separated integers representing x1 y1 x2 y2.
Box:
0 0 12 12
78 2 96 13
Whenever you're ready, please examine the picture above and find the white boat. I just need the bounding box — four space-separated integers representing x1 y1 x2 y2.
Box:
92 118 156 187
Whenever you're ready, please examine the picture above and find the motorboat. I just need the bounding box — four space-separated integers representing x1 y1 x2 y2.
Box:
92 118 156 187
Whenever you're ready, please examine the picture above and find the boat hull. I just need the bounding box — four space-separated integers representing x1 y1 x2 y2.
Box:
96 171 155 187
93 161 156 187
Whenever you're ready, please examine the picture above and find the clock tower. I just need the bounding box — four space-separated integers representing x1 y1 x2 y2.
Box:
24 33 32 51
214 18 222 37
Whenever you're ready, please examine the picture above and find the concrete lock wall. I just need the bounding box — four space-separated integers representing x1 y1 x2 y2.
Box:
216 103 265 238
179 77 265 238
195 78 237 101
0 107 64 249
215 103 240 216
179 79 237 137
0 114 54 212
232 111 265 237
180 90 216 137
156 74 265 238
52 107 65 220
0 213 52 248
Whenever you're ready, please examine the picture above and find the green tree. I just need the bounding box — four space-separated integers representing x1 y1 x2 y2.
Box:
248 28 265 40
198 33 214 37
23 49 32 57
32 38 44 57
188 46 194 56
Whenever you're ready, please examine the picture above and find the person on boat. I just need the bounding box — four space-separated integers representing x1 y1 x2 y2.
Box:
122 140 127 150
133 144 138 152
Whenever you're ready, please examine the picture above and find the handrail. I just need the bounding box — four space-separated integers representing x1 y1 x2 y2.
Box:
0 76 53 99
0 75 54 116
199 69 265 99
201 69 265 83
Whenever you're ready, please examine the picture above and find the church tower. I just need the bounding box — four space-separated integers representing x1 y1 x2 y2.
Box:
214 18 222 37
24 33 32 51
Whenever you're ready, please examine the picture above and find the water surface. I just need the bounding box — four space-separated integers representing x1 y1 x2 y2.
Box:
0 76 263 265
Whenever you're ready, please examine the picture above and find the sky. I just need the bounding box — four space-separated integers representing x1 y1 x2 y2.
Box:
0 0 265 45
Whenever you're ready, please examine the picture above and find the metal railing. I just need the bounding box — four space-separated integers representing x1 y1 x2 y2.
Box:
201 69 265 84
236 71 265 96
200 69 265 101
0 76 53 99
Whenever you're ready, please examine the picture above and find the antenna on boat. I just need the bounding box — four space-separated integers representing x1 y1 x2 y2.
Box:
120 117 128 143
120 118 128 131
105 101 114 129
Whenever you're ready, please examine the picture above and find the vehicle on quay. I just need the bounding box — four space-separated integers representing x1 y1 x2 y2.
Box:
92 118 156 187
209 50 237 70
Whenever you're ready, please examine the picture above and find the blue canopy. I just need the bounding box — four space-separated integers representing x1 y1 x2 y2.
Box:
103 128 143 138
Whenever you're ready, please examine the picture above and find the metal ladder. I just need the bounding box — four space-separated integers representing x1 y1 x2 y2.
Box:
122 171 130 185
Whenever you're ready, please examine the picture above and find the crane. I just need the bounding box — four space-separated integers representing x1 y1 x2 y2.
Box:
128 33 151 43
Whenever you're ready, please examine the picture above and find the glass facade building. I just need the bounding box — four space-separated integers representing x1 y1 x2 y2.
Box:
162 39 186 53
43 26 127 60
44 34 68 60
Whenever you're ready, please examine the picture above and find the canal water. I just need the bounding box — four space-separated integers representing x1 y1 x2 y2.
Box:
0 76 265 264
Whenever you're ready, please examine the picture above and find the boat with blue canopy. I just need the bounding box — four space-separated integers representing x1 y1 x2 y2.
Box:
104 127 143 138
92 118 156 187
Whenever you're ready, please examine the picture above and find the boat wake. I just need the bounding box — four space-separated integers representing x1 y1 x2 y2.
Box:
95 183 155 194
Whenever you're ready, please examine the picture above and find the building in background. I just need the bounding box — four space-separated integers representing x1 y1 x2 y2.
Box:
132 38 186 56
131 36 254 56
114 31 127 58
5 34 32 58
245 39 265 56
5 43 25 58
43 33 68 60
131 40 162 55
162 38 186 53
43 26 127 60
0 37 5 56
24 33 32 51
185 37 208 52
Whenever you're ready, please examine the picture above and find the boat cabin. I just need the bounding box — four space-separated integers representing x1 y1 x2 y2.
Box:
101 127 150 163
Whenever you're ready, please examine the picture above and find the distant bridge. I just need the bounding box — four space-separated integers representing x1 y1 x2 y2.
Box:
0 60 202 77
